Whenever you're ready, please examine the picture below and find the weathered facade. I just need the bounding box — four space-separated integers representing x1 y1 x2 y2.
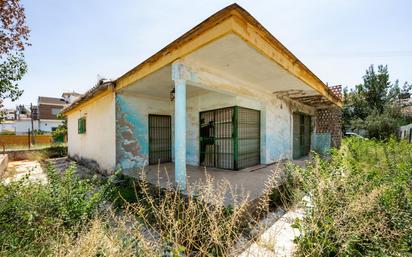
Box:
62 4 343 187
67 92 116 172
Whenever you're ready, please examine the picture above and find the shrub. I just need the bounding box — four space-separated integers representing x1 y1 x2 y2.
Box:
52 120 67 143
0 131 15 135
0 164 105 256
288 138 412 256
41 145 68 158
50 215 138 257
1 164 271 256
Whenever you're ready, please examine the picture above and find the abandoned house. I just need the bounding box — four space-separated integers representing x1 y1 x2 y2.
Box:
62 4 343 189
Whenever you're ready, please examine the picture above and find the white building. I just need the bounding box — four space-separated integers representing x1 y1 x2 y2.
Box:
62 4 343 187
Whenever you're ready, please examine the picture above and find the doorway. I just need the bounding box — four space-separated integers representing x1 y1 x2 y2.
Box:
199 106 260 170
293 113 312 159
148 114 172 165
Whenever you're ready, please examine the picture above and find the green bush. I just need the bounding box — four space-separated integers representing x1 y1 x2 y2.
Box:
0 131 16 135
0 164 105 256
105 172 142 207
41 145 68 158
288 138 412 256
52 123 67 143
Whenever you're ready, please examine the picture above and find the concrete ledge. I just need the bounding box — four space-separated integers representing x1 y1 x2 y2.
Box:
5 147 68 161
69 154 112 176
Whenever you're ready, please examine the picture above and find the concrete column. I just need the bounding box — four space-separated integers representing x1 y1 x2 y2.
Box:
174 79 187 190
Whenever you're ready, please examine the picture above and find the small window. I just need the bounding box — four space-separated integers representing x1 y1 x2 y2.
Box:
78 117 86 134
52 108 61 115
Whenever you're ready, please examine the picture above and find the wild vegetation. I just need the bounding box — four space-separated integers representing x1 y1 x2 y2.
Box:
0 163 272 256
343 65 412 139
0 164 104 256
1 138 411 256
284 137 412 256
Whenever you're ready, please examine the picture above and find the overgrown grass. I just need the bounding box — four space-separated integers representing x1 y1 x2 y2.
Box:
285 138 412 256
0 164 105 256
7 138 408 256
0 163 277 256
105 171 267 256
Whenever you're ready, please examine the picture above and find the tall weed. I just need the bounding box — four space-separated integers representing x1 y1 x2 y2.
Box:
288 138 412 256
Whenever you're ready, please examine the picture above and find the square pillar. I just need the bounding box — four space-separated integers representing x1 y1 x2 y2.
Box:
174 79 187 190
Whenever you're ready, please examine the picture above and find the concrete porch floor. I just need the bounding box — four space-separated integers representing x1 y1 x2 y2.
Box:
123 158 309 205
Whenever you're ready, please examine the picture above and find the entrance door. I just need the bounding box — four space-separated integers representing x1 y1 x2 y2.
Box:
237 107 260 169
293 113 312 159
199 106 260 170
200 107 234 169
148 115 172 165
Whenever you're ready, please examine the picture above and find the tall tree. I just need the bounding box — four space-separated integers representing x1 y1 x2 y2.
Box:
0 0 30 105
344 65 412 139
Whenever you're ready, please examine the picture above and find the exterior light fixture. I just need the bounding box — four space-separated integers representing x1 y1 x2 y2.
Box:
170 88 175 102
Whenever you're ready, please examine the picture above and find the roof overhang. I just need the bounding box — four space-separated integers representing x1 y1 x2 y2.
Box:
62 4 342 116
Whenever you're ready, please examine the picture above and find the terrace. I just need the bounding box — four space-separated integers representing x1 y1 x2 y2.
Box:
122 157 309 205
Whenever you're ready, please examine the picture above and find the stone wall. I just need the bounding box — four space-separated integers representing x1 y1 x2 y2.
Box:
314 85 343 148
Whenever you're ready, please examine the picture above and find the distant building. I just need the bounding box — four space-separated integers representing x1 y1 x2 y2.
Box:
13 104 39 134
0 120 16 133
1 108 16 121
0 92 81 134
37 96 67 132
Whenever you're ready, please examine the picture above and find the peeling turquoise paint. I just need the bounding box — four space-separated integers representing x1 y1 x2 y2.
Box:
312 133 331 156
116 94 148 170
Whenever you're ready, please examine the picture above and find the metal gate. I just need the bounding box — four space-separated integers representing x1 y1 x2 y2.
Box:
148 114 172 165
293 113 311 159
237 107 260 169
200 106 260 170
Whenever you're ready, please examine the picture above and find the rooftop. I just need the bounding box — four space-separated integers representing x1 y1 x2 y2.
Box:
62 91 82 97
38 96 67 106
62 4 342 115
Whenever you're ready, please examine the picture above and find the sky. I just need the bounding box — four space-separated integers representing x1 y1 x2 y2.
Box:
5 0 412 108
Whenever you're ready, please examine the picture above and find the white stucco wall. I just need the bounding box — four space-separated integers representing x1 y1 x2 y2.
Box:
0 122 16 133
15 119 39 134
67 93 116 172
39 119 64 132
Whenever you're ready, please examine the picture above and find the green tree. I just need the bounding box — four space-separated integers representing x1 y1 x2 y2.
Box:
52 113 67 143
344 65 411 139
0 0 30 105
